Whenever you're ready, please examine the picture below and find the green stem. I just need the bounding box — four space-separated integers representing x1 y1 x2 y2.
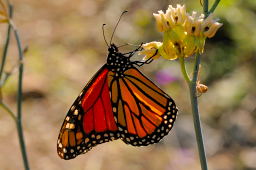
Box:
189 53 208 170
0 4 12 81
0 102 16 121
203 0 209 17
179 53 208 170
11 17 30 170
184 1 212 169
179 1 221 169
1 1 30 169
179 56 191 84
209 0 221 14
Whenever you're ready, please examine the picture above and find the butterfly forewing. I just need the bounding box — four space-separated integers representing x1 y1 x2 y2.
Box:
57 66 119 160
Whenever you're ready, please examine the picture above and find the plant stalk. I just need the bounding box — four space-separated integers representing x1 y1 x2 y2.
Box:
179 53 208 170
0 3 12 81
11 14 30 170
178 0 222 169
189 53 208 170
184 0 215 169
209 0 221 14
203 0 209 17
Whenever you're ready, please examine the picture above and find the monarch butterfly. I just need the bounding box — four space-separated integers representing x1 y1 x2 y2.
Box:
57 12 178 160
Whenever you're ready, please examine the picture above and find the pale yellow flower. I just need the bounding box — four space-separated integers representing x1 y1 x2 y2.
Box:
153 10 169 32
139 41 162 60
184 12 204 36
201 14 223 38
165 4 187 26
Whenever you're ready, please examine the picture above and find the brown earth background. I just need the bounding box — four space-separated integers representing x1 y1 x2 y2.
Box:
0 0 256 170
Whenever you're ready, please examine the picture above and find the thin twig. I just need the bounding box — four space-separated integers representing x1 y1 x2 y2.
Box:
0 4 12 80
12 23 30 170
5 0 30 169
0 102 16 121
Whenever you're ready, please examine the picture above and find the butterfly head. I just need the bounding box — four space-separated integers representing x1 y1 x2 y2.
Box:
106 44 132 73
108 43 119 53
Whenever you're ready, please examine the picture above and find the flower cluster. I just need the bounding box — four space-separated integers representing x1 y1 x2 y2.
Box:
141 4 223 60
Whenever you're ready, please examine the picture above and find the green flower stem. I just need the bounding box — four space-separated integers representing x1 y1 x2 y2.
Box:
209 0 221 14
177 1 221 170
187 0 222 166
203 0 209 17
179 56 191 84
0 2 29 169
189 53 208 170
179 53 208 170
0 102 16 121
182 0 222 169
5 1 30 169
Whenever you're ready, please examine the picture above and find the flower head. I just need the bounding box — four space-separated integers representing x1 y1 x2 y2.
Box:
140 4 223 60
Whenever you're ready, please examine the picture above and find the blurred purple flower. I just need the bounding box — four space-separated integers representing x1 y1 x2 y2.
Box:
155 70 179 85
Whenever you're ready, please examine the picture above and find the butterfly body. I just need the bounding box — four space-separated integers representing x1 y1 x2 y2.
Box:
57 44 178 160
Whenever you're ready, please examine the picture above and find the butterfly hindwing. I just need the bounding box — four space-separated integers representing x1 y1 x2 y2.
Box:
108 67 178 146
57 65 119 160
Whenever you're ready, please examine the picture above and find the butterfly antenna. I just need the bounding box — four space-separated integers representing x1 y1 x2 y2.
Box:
109 10 128 45
102 24 110 47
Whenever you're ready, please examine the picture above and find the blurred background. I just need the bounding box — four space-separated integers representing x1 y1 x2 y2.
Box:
0 0 255 169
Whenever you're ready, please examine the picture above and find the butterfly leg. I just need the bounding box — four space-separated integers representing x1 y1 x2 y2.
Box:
123 43 143 57
133 56 154 67
133 48 158 66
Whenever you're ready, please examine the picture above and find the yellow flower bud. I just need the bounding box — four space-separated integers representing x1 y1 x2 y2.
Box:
153 10 170 32
153 12 163 32
139 41 162 60
184 12 204 36
201 14 223 38
166 4 186 25
203 22 223 38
